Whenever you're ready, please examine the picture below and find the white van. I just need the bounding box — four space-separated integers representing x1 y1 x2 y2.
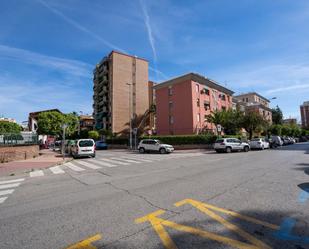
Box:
71 139 96 158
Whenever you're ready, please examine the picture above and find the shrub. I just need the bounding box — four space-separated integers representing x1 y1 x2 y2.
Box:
88 130 100 140
140 134 217 145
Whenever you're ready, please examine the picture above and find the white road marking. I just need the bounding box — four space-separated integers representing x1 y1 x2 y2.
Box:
0 189 14 196
121 156 153 162
0 197 8 204
0 183 21 190
98 158 129 165
77 160 101 169
91 160 118 167
49 166 65 174
110 157 141 164
0 178 24 185
30 170 44 177
65 162 85 172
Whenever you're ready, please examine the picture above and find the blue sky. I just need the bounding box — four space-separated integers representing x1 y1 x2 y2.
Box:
1 0 309 123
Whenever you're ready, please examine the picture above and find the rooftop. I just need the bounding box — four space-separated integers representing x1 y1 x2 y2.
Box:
153 72 234 95
234 92 270 102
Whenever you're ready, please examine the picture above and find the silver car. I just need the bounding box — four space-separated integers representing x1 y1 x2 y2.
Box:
214 138 250 153
249 138 270 150
138 139 174 154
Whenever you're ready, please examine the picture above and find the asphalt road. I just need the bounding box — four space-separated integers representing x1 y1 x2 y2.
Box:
0 143 308 249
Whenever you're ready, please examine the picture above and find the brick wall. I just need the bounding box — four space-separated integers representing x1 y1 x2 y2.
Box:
0 145 39 163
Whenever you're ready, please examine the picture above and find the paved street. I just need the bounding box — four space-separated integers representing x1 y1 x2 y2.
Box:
0 144 308 249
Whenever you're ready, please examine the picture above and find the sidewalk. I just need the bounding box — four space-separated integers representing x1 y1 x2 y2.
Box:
0 149 70 176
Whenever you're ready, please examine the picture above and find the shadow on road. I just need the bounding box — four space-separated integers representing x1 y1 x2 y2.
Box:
294 163 309 176
98 209 308 249
276 142 309 154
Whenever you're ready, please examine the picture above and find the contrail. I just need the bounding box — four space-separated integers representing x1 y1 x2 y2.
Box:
36 0 127 53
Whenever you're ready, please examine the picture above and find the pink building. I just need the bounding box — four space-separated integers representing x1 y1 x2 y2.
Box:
154 73 234 135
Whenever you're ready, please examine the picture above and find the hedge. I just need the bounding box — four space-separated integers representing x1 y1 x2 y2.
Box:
140 135 218 145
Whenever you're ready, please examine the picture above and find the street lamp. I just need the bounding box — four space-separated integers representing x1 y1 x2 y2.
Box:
126 83 133 149
61 123 68 160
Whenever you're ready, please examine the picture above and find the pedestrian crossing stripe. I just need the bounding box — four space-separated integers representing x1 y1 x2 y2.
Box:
98 158 129 165
76 160 101 169
50 166 65 174
0 178 24 204
110 157 142 164
136 199 279 249
30 170 44 177
65 162 85 172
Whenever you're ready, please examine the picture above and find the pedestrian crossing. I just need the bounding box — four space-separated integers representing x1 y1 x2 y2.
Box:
0 178 24 204
28 152 204 178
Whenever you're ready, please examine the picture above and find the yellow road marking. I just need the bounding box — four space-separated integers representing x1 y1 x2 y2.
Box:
65 234 102 249
175 199 271 249
136 210 261 249
175 199 279 230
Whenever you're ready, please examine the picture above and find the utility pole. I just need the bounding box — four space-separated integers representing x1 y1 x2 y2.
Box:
126 83 132 150
62 124 67 160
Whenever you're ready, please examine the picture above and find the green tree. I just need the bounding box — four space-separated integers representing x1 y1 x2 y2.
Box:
0 121 22 134
64 113 79 137
88 130 100 140
241 111 267 139
271 106 283 125
37 111 78 137
206 110 226 127
270 124 282 136
281 125 291 136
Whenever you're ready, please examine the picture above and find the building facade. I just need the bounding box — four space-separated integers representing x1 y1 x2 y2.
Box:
154 73 234 135
283 118 297 126
79 115 94 131
300 101 309 128
234 92 272 123
93 51 149 134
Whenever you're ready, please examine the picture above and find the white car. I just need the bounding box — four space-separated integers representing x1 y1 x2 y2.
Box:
214 138 250 153
249 138 269 150
71 139 96 158
138 139 174 154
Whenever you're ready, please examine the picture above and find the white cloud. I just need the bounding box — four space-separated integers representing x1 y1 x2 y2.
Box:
139 0 157 62
36 0 126 53
0 44 92 77
265 83 309 94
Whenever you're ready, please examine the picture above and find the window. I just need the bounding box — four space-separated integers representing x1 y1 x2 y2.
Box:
246 98 248 102
221 94 226 101
222 106 226 111
168 86 173 96
197 98 200 107
196 84 199 93
197 113 200 122
169 101 173 109
205 88 210 95
169 116 174 124
204 101 210 110
243 98 245 102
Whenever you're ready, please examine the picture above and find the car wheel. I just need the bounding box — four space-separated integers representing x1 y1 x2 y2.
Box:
244 146 249 152
139 147 145 154
261 146 264 150
159 148 167 154
226 147 232 153
215 149 220 153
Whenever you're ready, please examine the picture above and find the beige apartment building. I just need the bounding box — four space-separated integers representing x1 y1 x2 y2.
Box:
93 51 149 134
234 92 272 123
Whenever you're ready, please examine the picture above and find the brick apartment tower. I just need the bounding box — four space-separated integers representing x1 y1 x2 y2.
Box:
93 51 149 134
300 101 309 128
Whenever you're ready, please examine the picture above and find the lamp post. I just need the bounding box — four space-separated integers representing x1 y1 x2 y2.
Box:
126 83 132 150
61 123 68 160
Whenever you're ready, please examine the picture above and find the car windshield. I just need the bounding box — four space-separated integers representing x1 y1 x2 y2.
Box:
155 140 162 144
78 140 94 147
216 139 224 143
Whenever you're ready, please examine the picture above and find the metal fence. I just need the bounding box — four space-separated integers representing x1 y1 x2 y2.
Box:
0 133 38 146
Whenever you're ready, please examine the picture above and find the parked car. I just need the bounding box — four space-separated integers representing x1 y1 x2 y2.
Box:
52 140 62 151
214 138 250 153
138 139 174 154
249 138 270 150
65 140 76 154
270 136 283 146
71 139 96 158
95 141 108 150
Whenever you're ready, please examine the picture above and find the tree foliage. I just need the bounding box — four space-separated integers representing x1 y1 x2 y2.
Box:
0 121 22 134
88 130 100 140
240 111 267 139
271 105 283 125
37 111 78 137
